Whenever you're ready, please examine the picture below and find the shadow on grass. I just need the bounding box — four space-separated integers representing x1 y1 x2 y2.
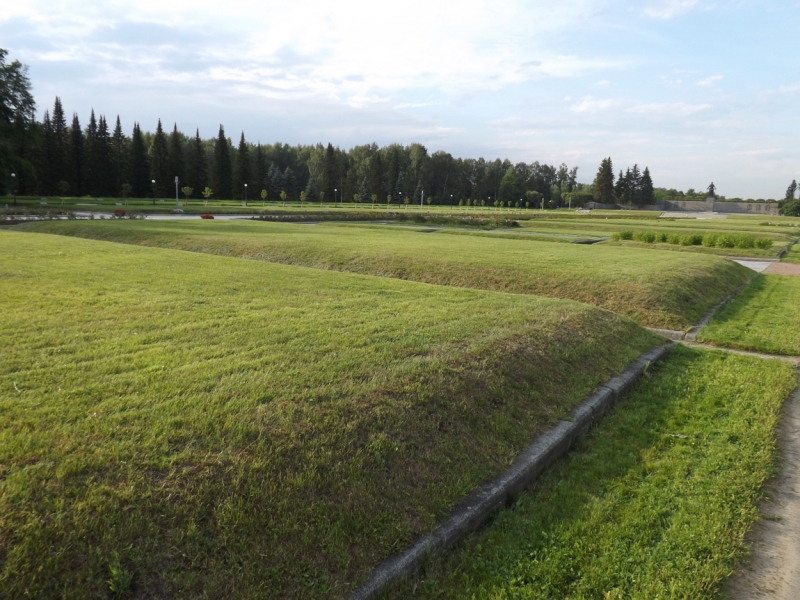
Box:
383 345 795 599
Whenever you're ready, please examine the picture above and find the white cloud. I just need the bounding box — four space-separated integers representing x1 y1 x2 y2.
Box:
644 0 699 19
626 102 711 119
571 96 614 113
696 75 723 86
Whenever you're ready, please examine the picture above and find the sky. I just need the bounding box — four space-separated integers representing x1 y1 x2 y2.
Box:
2 0 798 198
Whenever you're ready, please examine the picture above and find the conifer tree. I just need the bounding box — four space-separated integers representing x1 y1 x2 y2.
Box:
785 179 797 200
129 122 150 198
84 110 98 195
69 113 84 196
46 97 69 193
186 129 206 197
358 176 371 203
41 110 57 194
168 123 185 191
323 142 337 203
304 176 320 204
212 124 232 199
254 144 267 197
232 132 250 199
592 157 615 203
368 152 385 201
641 167 655 205
110 116 128 197
267 163 284 199
92 115 112 196
149 119 170 198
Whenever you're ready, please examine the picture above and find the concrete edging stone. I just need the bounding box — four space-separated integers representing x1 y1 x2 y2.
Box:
350 342 673 600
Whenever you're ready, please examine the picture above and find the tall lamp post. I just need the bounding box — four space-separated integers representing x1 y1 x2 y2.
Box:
10 172 17 206
244 183 248 206
151 179 156 205
334 188 337 205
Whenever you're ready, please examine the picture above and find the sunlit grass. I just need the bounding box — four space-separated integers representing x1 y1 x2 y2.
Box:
0 230 658 598
20 219 751 330
698 274 800 355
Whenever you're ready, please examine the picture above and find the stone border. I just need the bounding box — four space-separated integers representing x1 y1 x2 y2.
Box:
350 343 672 600
646 276 755 342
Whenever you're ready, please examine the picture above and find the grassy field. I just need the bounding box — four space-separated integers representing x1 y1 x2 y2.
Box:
697 274 800 355
0 230 660 598
384 346 798 599
18 219 752 330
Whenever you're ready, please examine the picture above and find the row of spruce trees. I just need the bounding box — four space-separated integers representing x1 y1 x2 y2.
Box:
10 96 590 206
592 158 656 205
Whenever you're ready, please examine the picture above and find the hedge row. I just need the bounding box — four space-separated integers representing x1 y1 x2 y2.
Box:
611 230 772 249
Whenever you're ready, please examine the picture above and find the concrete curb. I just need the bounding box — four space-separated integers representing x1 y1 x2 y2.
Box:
646 275 755 342
349 343 672 600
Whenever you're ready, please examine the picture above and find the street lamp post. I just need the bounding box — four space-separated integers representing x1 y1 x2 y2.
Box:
10 172 16 206
334 188 337 205
244 183 248 206
151 179 156 205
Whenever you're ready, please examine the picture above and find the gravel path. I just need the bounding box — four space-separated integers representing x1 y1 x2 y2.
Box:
764 263 800 277
723 378 800 599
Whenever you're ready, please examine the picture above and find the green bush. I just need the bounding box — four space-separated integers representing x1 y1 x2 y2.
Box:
732 234 754 249
633 231 656 243
702 233 719 247
715 235 735 249
755 237 773 249
667 233 682 245
687 234 703 246
618 231 634 240
656 232 668 243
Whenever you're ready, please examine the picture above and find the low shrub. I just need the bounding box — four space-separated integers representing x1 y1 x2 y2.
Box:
617 230 634 240
755 237 773 249
667 233 682 245
656 232 668 243
632 231 656 243
702 233 718 247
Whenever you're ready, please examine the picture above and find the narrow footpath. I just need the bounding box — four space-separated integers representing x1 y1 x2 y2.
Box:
723 376 800 599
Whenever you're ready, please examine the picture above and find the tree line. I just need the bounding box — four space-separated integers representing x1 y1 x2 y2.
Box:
1 48 588 207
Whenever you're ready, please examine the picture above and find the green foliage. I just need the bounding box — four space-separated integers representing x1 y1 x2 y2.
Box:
181 185 193 199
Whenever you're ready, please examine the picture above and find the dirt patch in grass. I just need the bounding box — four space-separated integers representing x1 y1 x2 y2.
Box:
765 262 800 276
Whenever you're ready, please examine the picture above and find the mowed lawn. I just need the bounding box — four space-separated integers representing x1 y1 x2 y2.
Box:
21 219 751 330
386 346 798 599
697 274 800 355
0 230 659 599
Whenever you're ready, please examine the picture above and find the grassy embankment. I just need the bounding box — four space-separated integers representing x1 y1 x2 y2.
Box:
698 274 800 355
781 241 800 264
20 219 751 330
384 346 798 599
0 230 659 598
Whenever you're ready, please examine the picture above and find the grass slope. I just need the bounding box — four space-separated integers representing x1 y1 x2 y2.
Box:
20 220 751 330
781 242 800 264
385 346 798 599
0 230 658 599
698 274 800 355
